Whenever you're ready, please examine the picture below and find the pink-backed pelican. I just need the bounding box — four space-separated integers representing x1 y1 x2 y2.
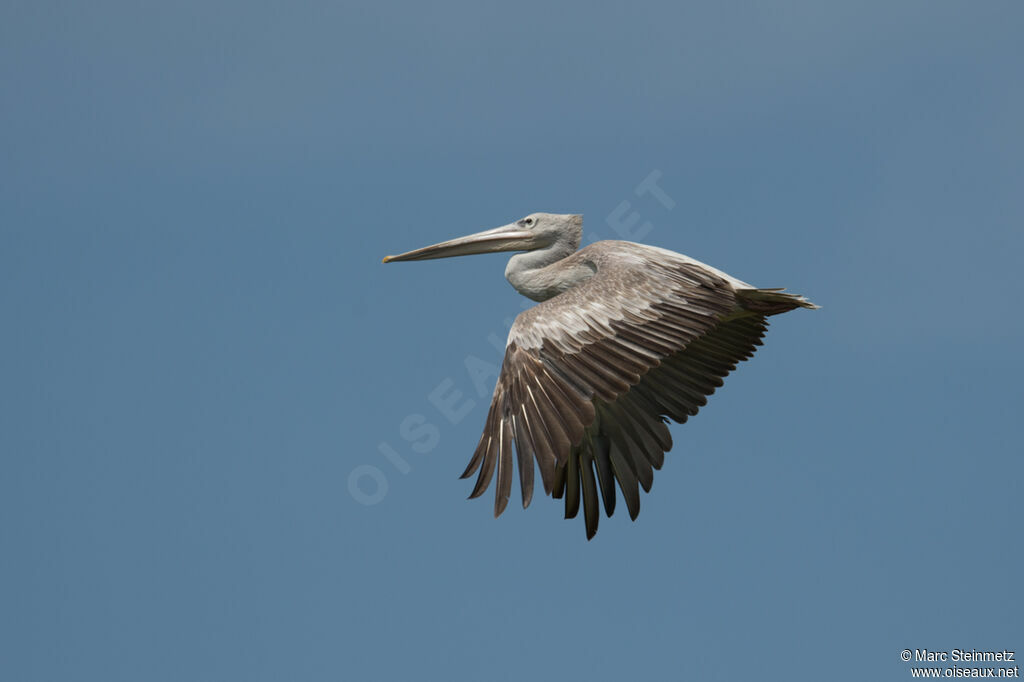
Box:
383 213 817 538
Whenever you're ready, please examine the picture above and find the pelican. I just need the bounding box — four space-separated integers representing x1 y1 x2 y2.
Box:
383 213 817 538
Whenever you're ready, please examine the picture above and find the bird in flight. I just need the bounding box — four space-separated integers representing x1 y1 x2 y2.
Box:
383 213 817 538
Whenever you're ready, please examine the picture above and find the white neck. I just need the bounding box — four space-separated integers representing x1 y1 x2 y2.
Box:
504 240 590 302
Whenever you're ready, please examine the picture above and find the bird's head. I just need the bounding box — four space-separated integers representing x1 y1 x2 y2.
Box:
382 213 582 263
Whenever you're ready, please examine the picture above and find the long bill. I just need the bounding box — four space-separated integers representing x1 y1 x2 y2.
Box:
382 224 535 263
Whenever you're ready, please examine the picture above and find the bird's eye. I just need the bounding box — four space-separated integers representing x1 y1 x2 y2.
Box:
520 217 535 227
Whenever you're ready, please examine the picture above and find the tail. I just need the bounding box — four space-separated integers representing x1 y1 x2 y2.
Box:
736 287 820 315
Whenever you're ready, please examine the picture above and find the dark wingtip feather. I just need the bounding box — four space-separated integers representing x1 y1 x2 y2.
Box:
591 434 616 518
580 455 600 539
493 418 514 517
460 445 485 480
469 435 497 499
564 450 581 519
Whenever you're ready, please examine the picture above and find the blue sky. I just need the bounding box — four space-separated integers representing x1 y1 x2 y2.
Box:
2 2 1022 680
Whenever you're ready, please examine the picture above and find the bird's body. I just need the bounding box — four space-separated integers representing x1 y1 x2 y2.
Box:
384 213 817 538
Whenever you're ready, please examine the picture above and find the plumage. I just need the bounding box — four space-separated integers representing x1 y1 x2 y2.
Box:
383 212 817 538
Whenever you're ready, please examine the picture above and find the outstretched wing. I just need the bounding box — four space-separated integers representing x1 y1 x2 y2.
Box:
460 244 757 534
